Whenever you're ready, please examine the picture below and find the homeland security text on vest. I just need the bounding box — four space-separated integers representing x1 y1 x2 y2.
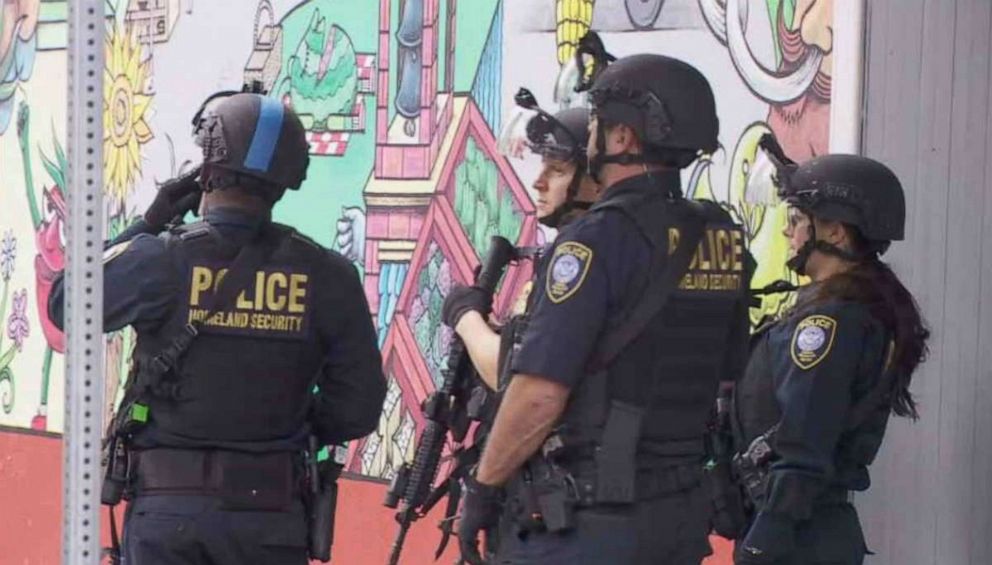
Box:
187 266 309 336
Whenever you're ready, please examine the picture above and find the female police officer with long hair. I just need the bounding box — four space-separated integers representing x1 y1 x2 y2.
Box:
732 138 930 565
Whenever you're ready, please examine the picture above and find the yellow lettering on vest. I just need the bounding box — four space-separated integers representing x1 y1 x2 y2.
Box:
668 227 680 256
236 289 254 310
266 273 289 311
289 274 308 313
190 267 213 306
731 230 744 271
254 271 266 311
214 268 229 293
699 230 714 270
716 230 731 270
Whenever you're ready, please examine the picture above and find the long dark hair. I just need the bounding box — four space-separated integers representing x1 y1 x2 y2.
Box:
809 248 930 419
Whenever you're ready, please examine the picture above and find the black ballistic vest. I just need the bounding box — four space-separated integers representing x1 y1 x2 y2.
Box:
131 221 327 450
559 182 750 462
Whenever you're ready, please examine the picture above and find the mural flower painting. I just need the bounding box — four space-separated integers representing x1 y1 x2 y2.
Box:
7 289 30 351
0 231 15 282
0 0 39 134
104 24 154 202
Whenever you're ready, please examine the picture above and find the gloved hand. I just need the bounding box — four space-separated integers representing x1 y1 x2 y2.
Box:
734 512 796 564
143 166 203 232
457 474 503 565
442 285 492 328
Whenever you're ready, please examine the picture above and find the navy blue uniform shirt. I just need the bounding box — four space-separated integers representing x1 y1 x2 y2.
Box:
511 175 652 387
737 298 890 520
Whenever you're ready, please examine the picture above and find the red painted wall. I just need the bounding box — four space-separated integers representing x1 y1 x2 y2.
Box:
0 429 732 564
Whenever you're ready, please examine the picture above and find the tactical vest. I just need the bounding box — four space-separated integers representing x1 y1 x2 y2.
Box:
130 221 327 450
732 300 893 492
557 184 750 464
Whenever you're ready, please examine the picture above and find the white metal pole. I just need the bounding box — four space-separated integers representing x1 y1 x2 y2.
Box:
65 1 106 563
828 0 868 154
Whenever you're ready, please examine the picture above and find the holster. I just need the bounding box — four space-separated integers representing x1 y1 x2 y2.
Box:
307 463 341 562
306 443 346 563
101 434 131 506
509 455 577 534
704 408 747 539
704 452 747 539
732 430 777 509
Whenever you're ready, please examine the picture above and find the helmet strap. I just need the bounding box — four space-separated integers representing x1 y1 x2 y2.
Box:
589 119 609 184
538 169 592 228
203 167 282 204
787 222 871 275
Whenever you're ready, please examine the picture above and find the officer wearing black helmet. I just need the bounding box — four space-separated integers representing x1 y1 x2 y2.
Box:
442 90 600 391
454 33 753 565
49 92 386 565
730 141 930 565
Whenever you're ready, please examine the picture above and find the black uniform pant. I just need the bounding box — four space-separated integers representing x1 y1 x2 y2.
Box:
122 494 308 565
736 502 867 565
495 483 713 565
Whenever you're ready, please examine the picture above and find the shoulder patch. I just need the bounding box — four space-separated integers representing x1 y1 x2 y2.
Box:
545 241 593 304
102 240 132 264
791 314 837 370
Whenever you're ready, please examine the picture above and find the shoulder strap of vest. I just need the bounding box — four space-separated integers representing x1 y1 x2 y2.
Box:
139 223 288 397
589 199 709 371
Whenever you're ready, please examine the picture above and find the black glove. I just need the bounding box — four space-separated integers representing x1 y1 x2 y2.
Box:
442 285 492 328
458 474 503 565
734 512 796 564
143 166 203 232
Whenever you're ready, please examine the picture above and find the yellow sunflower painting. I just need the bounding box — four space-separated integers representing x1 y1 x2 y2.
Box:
103 25 153 202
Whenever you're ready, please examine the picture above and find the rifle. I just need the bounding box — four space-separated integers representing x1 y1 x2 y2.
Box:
385 236 519 565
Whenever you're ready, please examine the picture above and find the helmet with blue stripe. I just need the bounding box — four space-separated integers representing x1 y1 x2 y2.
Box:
193 93 309 198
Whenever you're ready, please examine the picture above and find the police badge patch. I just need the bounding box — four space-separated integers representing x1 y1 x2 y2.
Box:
791 315 837 370
546 241 593 304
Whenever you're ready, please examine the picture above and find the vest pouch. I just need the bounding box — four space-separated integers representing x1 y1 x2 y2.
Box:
217 451 295 511
594 400 643 504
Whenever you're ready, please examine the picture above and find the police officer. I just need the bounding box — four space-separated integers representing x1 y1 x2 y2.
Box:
49 92 386 565
443 96 600 390
731 152 930 564
453 46 753 564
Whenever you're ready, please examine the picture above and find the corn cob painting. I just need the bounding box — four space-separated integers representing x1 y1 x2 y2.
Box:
555 0 595 65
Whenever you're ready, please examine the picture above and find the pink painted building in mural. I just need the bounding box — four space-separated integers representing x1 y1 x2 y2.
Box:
350 0 535 477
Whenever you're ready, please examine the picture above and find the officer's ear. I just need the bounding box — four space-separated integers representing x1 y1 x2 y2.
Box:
604 123 640 155
815 218 848 248
616 123 638 153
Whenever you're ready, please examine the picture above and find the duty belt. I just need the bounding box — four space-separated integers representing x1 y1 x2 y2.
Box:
815 487 852 506
132 448 300 500
570 462 703 506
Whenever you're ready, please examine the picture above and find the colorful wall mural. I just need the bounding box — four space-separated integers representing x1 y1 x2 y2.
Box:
0 0 839 561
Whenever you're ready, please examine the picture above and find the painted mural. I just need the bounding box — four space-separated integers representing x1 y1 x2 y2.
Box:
0 0 836 484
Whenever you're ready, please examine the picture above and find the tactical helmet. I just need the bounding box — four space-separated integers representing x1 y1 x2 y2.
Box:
585 53 719 161
527 106 592 164
193 93 309 194
498 88 595 228
783 154 906 243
